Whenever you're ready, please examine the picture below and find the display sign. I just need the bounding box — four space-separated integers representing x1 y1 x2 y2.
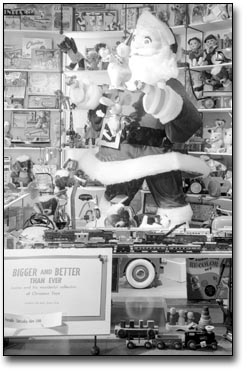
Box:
4 248 112 337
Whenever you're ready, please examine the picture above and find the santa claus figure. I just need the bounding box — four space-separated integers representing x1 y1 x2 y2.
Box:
72 11 210 229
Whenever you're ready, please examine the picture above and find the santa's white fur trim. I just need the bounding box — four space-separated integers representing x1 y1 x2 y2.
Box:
157 204 193 227
78 151 210 185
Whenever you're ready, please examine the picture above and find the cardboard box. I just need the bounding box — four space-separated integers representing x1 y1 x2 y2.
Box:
120 7 139 31
28 95 57 109
31 49 60 71
28 72 60 95
186 258 230 300
22 38 52 58
74 10 118 31
20 4 52 30
52 5 73 32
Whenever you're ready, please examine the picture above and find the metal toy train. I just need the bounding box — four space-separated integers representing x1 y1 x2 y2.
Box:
40 227 232 253
114 320 218 350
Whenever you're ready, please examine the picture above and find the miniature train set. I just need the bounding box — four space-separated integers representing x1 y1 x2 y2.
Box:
38 227 232 253
114 314 218 351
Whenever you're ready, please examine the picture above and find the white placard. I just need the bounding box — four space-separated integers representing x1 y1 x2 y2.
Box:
4 248 112 337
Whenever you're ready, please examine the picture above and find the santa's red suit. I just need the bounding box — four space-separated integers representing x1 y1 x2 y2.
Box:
72 11 210 228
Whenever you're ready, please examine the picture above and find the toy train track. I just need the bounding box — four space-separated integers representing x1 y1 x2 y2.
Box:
39 228 232 253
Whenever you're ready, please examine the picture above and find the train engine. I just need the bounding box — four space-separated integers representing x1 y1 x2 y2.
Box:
184 326 218 350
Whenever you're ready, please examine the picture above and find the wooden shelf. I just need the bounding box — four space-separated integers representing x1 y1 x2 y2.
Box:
189 62 232 72
64 30 124 39
4 29 59 34
198 108 232 113
4 193 30 210
188 151 232 158
188 18 232 33
4 108 60 112
5 68 61 73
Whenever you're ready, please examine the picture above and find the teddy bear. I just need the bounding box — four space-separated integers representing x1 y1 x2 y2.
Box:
211 66 232 91
58 36 85 70
171 4 188 26
223 127 232 154
204 128 225 153
11 155 35 187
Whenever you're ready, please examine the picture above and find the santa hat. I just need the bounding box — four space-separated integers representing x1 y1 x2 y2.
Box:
135 11 176 47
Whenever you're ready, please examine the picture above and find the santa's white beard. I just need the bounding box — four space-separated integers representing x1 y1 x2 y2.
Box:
128 46 179 87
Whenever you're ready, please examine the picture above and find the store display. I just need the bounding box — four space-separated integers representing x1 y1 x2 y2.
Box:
4 3 232 357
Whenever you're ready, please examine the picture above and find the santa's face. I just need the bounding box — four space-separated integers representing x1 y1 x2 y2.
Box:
130 27 162 56
128 26 178 86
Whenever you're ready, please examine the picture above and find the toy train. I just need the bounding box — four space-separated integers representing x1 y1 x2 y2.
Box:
114 320 218 351
41 228 232 253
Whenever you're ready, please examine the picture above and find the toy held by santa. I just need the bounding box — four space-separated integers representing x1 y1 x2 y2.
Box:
75 11 210 229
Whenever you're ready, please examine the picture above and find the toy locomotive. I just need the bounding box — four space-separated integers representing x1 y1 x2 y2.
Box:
114 320 218 351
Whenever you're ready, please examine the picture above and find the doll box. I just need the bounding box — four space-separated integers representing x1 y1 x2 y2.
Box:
52 5 73 32
31 49 60 71
28 95 57 109
22 38 53 58
28 72 60 95
74 10 118 32
186 258 230 300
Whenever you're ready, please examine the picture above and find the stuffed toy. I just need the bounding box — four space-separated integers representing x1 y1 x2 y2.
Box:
211 66 232 91
86 49 100 71
58 37 85 70
200 70 223 91
73 11 210 229
171 4 187 26
11 155 35 187
223 127 232 154
95 43 111 70
204 128 225 153
107 36 132 89
203 4 229 23
68 76 103 110
104 203 137 228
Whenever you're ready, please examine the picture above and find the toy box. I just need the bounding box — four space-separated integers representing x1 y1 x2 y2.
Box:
74 10 118 31
186 258 230 300
20 4 52 30
22 38 53 59
4 71 27 101
24 111 50 142
52 5 73 32
120 7 139 31
189 4 207 24
4 16 21 29
28 72 60 95
31 49 60 71
28 95 57 109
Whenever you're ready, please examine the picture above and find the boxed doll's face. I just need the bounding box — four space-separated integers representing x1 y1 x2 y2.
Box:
205 38 217 50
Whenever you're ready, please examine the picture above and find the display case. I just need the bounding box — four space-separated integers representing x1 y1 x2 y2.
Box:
3 3 233 356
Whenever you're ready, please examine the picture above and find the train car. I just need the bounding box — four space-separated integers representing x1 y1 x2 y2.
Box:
114 320 158 340
167 243 202 253
153 334 183 350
